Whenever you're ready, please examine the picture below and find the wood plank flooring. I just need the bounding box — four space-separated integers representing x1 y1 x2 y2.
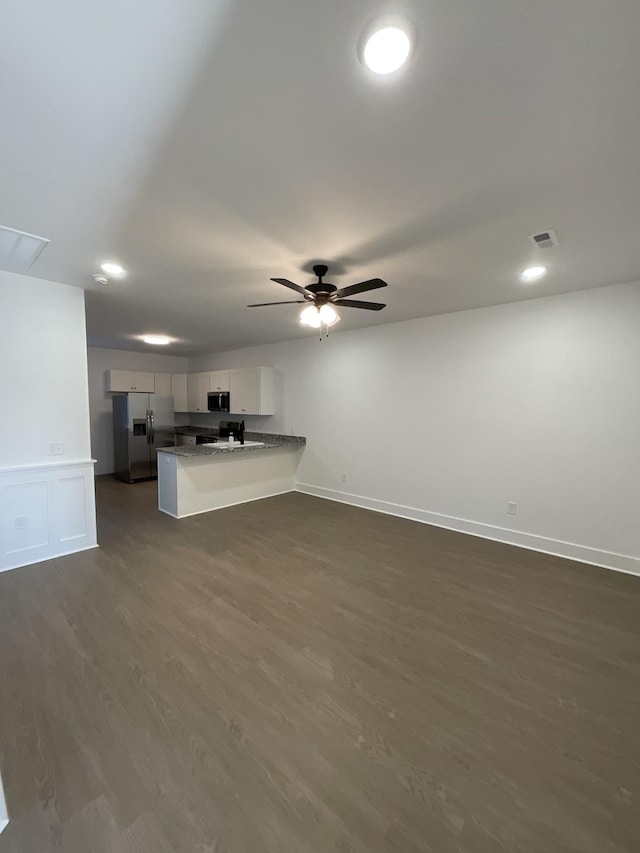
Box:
1 477 639 852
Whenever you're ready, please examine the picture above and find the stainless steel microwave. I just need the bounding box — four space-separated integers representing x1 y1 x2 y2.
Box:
207 391 230 412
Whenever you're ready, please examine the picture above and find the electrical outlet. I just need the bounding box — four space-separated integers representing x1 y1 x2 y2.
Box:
341 472 347 482
48 442 64 456
507 501 517 515
15 516 27 530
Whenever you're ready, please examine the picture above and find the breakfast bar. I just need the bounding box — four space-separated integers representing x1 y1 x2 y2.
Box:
157 432 305 518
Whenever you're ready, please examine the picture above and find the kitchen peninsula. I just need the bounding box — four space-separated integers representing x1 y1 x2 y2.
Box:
157 431 305 518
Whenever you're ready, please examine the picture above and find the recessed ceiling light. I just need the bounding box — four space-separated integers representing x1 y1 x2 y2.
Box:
92 274 109 286
520 265 548 283
362 22 412 75
100 261 126 278
143 335 170 346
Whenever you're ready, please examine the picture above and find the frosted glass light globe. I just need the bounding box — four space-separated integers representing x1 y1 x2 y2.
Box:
300 306 322 328
319 304 340 326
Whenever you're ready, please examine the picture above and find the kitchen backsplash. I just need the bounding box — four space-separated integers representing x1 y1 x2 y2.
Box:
178 412 276 433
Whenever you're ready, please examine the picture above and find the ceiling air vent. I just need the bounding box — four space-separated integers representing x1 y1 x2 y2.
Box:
529 229 558 250
0 224 50 273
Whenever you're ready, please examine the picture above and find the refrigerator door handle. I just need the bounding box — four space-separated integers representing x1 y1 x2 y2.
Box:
150 409 155 444
146 409 151 444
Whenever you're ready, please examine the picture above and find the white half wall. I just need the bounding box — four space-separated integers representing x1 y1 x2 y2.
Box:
0 271 96 572
0 765 7 834
87 347 189 475
189 282 640 575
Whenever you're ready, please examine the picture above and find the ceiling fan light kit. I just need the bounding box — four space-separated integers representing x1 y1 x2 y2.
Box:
248 263 388 339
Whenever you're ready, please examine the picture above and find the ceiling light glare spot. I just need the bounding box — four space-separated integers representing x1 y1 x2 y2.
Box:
100 261 127 278
300 306 322 328
318 304 340 326
143 335 170 345
362 21 412 75
520 265 548 283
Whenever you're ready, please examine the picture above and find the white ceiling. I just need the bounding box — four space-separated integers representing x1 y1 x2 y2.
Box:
2 0 640 354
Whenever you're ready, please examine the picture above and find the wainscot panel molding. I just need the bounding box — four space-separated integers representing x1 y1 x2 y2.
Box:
0 767 7 835
295 483 640 577
0 460 97 573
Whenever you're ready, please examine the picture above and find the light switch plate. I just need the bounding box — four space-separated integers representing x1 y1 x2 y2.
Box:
48 442 64 456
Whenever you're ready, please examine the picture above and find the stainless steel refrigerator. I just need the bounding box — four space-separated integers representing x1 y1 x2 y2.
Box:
112 393 175 482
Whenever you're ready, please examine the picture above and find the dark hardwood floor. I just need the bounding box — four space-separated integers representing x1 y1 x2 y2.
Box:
0 477 638 852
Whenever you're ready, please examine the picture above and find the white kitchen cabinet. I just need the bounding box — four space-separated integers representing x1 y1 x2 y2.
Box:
176 433 196 447
229 367 274 415
171 373 189 411
134 372 156 392
107 370 155 393
154 373 171 397
187 372 211 413
209 370 230 392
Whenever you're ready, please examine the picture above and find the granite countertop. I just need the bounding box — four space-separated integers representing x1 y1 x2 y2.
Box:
160 431 306 458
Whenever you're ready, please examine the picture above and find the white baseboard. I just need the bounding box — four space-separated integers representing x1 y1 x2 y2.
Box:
159 488 294 519
0 460 97 573
0 767 8 835
295 483 640 577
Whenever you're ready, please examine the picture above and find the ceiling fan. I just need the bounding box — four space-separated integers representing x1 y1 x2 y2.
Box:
247 264 387 330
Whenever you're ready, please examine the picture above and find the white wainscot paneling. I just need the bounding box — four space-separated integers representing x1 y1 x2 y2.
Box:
0 460 97 573
0 765 7 835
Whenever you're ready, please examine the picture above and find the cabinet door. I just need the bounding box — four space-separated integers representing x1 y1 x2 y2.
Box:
133 372 155 392
171 374 189 411
198 373 211 411
230 368 260 415
229 367 274 415
187 372 209 412
107 370 134 392
209 370 230 392
154 373 171 397
187 374 200 412
176 433 197 446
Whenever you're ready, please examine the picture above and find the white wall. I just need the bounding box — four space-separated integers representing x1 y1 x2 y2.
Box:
190 282 640 574
87 347 189 475
0 272 96 571
0 272 92 467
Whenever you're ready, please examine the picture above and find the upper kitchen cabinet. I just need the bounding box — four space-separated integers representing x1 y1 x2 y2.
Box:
229 367 274 415
187 372 211 413
171 373 189 412
209 370 230 392
107 370 155 393
154 373 172 397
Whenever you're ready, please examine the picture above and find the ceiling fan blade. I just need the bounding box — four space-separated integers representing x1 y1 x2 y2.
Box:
334 299 386 311
247 300 307 307
334 278 387 299
270 277 311 296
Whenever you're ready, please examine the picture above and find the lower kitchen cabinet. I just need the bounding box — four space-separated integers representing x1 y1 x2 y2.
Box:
229 367 274 415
